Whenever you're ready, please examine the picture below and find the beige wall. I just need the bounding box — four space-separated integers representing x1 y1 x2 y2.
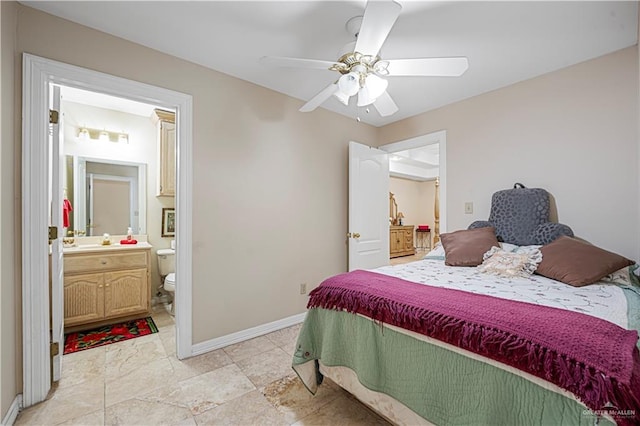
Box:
1 0 19 417
12 6 377 347
380 47 639 260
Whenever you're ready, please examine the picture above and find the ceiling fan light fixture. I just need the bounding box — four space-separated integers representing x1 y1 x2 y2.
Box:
357 86 374 107
338 72 360 97
365 73 388 100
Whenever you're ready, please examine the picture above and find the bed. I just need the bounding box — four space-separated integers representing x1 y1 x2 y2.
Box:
292 240 640 426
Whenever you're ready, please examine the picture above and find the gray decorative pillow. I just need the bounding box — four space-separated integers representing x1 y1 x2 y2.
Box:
468 184 574 246
532 223 574 246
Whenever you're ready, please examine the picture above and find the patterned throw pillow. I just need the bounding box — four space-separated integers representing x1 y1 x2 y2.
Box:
478 246 543 278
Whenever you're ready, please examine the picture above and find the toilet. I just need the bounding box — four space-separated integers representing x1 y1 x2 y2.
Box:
156 248 176 315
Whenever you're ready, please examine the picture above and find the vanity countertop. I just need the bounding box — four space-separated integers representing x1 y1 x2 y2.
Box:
63 242 153 254
63 236 152 254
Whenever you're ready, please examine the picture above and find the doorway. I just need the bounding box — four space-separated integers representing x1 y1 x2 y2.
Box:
379 130 447 238
379 131 446 264
60 86 174 308
22 54 193 407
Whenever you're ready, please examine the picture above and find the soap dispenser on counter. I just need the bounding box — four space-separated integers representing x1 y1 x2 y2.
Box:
120 228 138 245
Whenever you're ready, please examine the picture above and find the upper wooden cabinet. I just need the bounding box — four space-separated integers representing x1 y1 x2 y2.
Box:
152 109 176 197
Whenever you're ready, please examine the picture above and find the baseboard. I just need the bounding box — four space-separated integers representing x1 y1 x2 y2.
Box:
2 394 22 426
191 312 306 356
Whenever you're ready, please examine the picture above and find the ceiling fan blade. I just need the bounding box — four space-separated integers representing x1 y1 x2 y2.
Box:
299 83 339 112
373 91 398 117
354 0 402 57
386 57 469 77
260 56 339 71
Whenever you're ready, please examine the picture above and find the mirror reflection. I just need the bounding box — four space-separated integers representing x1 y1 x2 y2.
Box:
65 156 147 236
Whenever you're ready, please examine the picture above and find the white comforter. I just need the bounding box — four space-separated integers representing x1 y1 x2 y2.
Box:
373 258 629 329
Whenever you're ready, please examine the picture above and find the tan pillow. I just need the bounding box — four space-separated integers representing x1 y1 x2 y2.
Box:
440 227 500 267
536 236 634 286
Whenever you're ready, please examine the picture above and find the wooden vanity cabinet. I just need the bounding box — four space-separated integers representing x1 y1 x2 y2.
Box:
390 225 416 258
63 249 151 330
152 109 176 197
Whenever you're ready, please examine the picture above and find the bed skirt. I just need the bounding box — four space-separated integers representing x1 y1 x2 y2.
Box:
293 308 618 425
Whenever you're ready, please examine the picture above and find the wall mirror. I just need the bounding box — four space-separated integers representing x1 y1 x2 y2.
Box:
389 192 400 225
65 155 147 236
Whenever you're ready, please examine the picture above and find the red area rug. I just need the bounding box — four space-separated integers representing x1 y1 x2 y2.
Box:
63 317 158 355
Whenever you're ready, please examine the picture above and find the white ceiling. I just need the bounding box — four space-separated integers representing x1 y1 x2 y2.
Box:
390 144 439 181
23 1 638 127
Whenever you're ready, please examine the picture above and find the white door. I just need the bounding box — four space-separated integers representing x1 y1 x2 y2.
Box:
348 141 390 271
49 84 64 382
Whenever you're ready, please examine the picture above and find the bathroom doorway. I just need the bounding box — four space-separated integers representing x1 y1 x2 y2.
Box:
22 54 193 406
58 86 177 370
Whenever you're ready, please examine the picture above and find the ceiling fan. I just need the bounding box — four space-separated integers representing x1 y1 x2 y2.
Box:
261 0 469 117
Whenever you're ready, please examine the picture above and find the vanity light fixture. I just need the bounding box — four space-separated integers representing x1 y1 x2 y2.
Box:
77 127 129 144
78 128 90 141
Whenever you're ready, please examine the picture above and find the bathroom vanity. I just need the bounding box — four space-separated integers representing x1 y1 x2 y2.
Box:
63 242 152 331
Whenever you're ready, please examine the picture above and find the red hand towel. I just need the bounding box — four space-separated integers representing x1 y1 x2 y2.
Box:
120 239 138 244
63 199 73 228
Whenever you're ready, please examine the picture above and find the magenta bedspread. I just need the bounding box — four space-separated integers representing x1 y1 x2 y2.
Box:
308 270 640 423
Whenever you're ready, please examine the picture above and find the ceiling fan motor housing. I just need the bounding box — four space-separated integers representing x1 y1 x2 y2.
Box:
331 52 382 75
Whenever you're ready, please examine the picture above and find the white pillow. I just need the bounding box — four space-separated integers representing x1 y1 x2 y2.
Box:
499 242 519 252
424 242 445 259
477 246 542 278
513 244 542 254
601 266 634 286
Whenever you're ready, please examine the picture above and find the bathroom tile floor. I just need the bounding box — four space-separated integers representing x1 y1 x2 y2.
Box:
15 305 390 426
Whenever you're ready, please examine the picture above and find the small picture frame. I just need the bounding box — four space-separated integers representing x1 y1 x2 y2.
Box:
161 208 175 237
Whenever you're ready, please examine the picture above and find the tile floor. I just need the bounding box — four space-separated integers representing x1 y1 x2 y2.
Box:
15 304 390 426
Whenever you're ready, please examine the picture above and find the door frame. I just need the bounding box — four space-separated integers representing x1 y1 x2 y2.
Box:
378 130 447 235
22 53 194 406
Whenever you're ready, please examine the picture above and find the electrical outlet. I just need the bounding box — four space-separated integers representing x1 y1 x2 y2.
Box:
464 202 473 214
299 283 307 294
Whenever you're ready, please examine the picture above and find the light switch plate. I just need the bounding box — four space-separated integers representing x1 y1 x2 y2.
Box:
464 202 473 214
